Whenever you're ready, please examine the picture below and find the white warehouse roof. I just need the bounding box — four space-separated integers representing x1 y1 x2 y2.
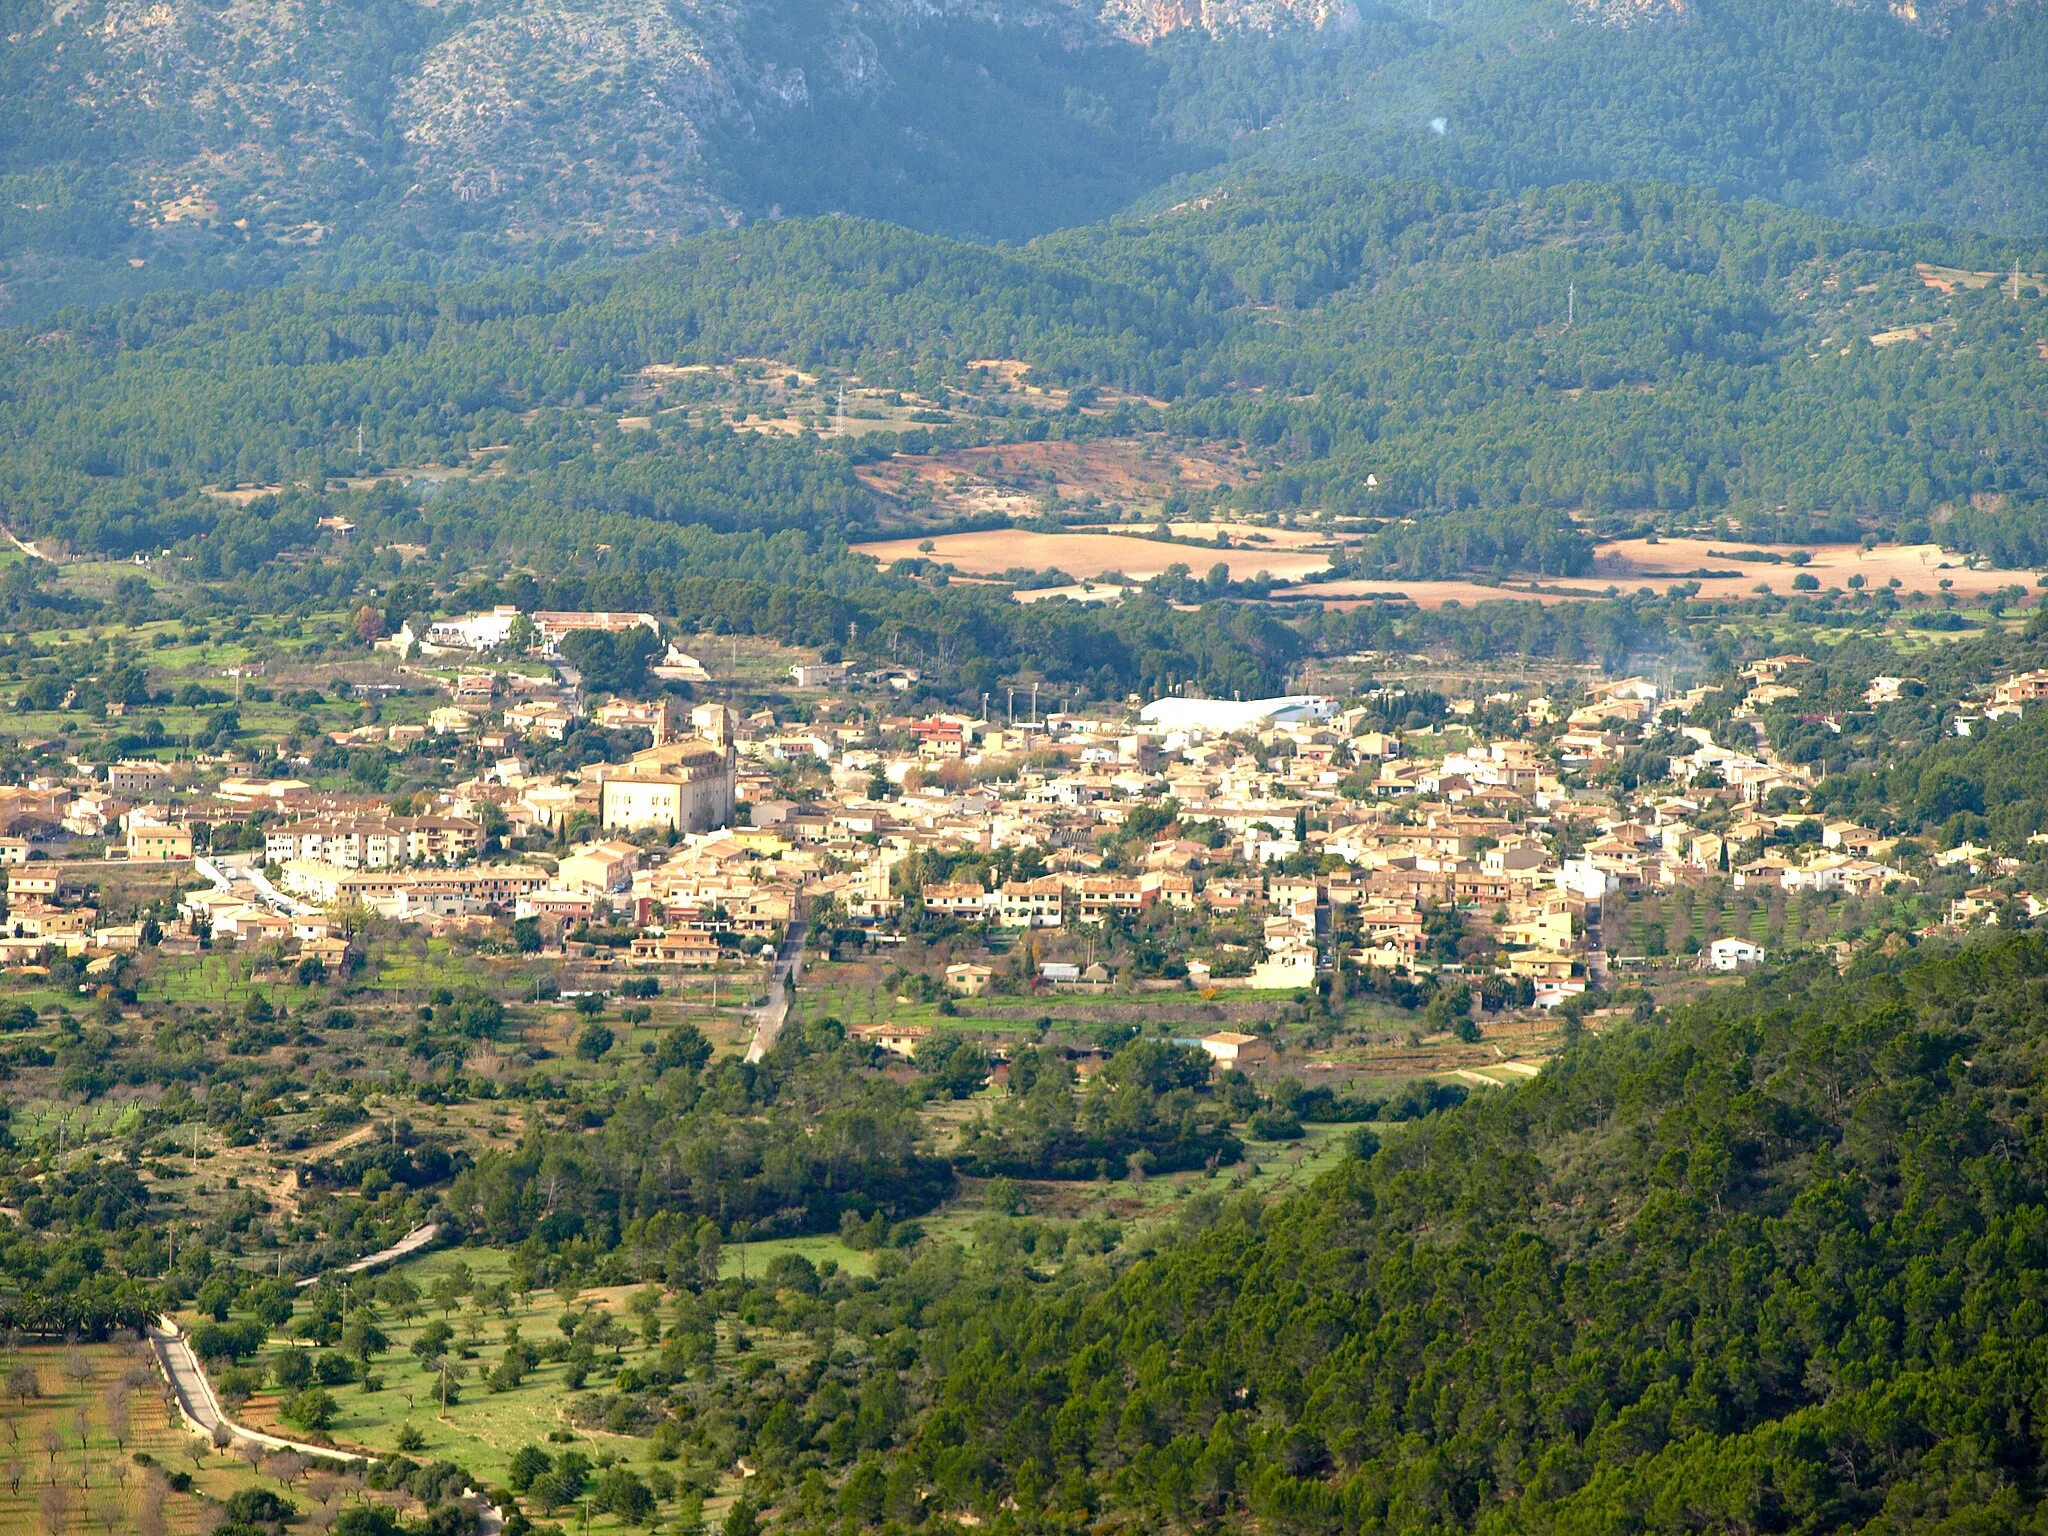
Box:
1137 695 1336 733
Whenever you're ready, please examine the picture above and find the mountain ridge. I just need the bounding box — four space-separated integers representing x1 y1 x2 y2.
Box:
2 0 2044 321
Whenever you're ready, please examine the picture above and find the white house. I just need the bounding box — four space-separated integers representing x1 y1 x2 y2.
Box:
1197 1031 1272 1066
1703 937 1765 973
1554 858 1621 903
425 606 524 651
1249 945 1317 990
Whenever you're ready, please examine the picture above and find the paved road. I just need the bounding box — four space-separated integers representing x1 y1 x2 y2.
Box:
294 1220 441 1288
195 854 317 920
743 919 807 1063
149 1315 503 1532
149 1319 359 1461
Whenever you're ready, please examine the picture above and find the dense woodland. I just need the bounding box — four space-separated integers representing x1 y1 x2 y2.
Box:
889 935 2048 1534
4 177 2045 618
24 905 2048 1534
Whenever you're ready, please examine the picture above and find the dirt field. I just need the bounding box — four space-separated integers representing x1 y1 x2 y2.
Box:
1201 539 2040 612
1915 262 2046 297
856 437 1256 523
964 358 1169 413
1589 539 2040 598
1010 583 1128 605
856 529 1334 583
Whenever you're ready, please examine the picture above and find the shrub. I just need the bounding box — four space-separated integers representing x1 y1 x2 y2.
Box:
190 1320 268 1361
313 1352 356 1386
1247 1110 1305 1141
529 1472 573 1513
282 1387 337 1432
594 1466 656 1524
507 1446 551 1492
763 1253 820 1295
224 1488 296 1525
216 1366 263 1404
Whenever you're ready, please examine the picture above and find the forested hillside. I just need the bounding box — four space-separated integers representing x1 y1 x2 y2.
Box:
7 179 2043 581
885 934 2048 1533
1154 0 2048 236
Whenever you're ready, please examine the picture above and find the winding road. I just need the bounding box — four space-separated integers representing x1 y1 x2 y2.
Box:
292 1220 441 1289
149 1318 367 1462
149 1313 503 1533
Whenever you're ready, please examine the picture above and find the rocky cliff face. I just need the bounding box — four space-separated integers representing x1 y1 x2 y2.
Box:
393 0 737 233
88 0 393 226
1095 0 1354 42
19 0 1177 248
5 0 2021 308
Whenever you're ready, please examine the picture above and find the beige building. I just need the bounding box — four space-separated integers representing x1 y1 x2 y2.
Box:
264 816 482 869
629 930 723 966
1198 1031 1272 1066
945 962 995 996
559 840 641 895
280 858 549 909
1993 669 2048 707
998 877 1065 928
108 760 172 796
128 821 194 861
595 696 686 743
599 713 737 835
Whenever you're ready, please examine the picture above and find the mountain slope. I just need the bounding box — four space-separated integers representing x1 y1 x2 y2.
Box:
910 935 2048 1533
1159 0 2048 237
3 0 2047 320
5 177 2042 576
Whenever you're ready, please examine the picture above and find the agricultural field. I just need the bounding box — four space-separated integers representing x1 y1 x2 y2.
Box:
1586 537 2040 598
854 530 1335 584
0 1337 383 1536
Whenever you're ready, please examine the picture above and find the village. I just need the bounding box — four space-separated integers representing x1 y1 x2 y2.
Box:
0 601 2033 1077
